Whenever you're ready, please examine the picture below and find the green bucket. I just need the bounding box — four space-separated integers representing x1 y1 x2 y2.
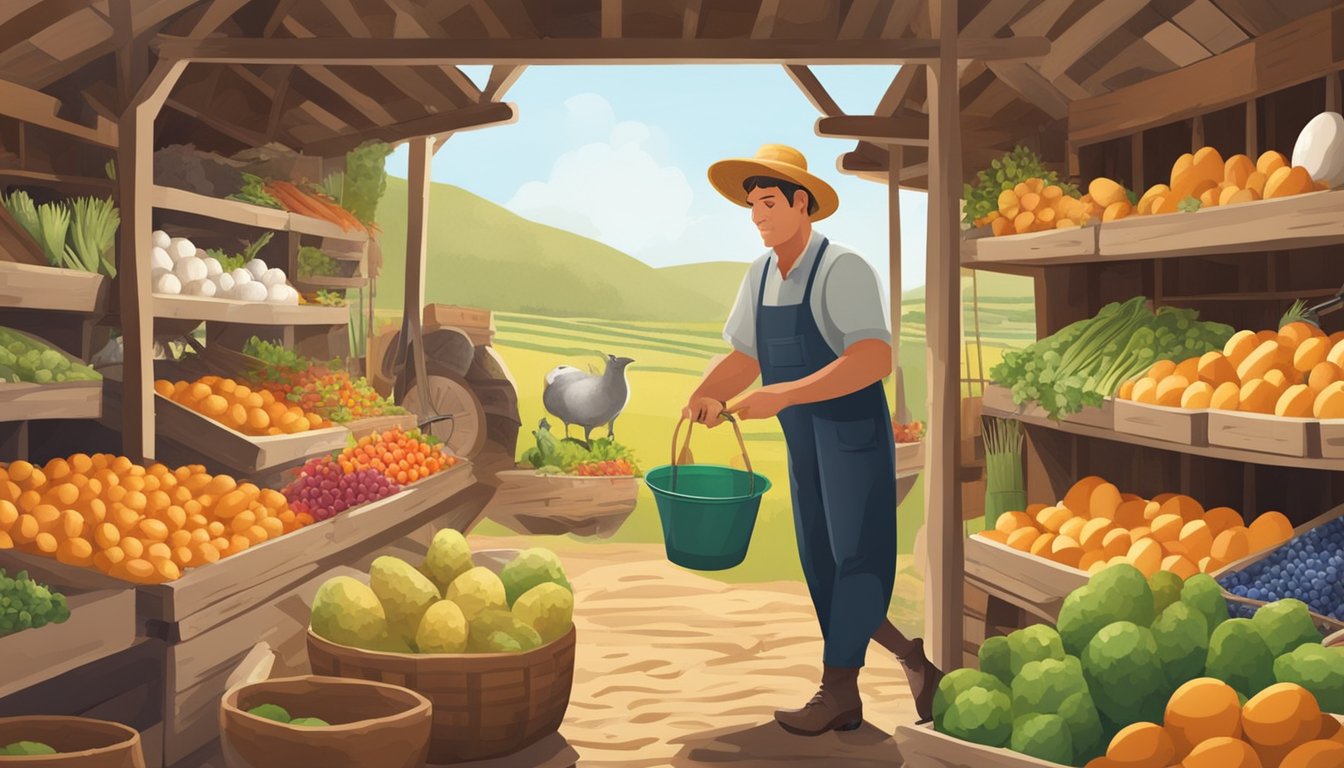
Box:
646 415 771 571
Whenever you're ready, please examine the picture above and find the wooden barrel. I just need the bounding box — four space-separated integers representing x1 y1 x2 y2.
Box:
307 627 577 764
219 675 432 768
481 469 639 537
0 716 145 768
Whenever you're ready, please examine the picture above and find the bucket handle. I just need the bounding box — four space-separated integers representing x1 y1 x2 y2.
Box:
669 413 754 495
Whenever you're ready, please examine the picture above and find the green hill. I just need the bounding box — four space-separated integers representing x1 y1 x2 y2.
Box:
374 178 745 322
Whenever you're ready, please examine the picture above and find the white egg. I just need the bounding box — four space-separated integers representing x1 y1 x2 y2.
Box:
214 273 235 294
229 267 252 285
150 247 173 272
260 267 288 287
151 230 171 250
151 267 171 282
244 258 268 280
168 238 196 262
154 273 182 295
173 255 207 284
266 282 290 303
237 281 269 302
1293 111 1344 189
203 256 223 277
185 279 216 298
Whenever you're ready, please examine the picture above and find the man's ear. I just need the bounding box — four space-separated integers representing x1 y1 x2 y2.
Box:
792 189 809 212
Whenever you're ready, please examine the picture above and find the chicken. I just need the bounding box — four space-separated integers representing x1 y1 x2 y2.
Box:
542 353 634 443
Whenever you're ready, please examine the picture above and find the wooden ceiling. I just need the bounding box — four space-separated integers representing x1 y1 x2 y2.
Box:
1 1 1338 184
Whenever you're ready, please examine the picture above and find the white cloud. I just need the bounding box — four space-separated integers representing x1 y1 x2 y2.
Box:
506 94 698 264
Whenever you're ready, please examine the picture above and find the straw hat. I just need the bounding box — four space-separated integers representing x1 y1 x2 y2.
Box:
708 144 838 221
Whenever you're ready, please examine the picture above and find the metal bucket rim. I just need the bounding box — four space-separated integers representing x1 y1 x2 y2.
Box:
645 464 772 503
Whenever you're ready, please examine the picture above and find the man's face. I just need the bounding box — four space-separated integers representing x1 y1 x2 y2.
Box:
748 185 808 248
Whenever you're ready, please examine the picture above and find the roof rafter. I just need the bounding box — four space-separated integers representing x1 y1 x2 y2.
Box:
482 65 525 102
304 100 517 157
783 65 843 117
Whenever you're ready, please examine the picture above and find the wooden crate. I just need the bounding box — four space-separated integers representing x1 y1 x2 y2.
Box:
1314 419 1344 459
152 395 349 474
897 723 1068 768
1214 503 1344 620
0 379 101 422
0 261 108 313
0 586 135 699
896 440 925 479
481 469 638 538
424 304 495 346
963 225 1099 267
981 384 1113 430
346 413 418 439
964 534 1088 622
1112 399 1207 446
1207 410 1317 457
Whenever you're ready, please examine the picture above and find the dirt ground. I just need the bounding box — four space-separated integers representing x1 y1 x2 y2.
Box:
468 535 917 767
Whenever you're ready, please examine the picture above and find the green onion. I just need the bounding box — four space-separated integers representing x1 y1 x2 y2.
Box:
65 196 120 277
983 417 1025 531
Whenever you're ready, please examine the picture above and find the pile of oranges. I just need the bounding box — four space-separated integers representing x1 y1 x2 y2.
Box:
0 454 310 584
337 429 457 486
155 376 331 436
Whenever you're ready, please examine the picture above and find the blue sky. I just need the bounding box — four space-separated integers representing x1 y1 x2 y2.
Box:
386 65 929 293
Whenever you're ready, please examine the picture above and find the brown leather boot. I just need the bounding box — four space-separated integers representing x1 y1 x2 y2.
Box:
773 665 864 736
897 638 944 724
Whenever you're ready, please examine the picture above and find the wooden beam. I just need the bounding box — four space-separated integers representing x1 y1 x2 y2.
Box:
153 34 1052 65
875 64 923 115
1069 6 1344 147
1244 98 1257 157
0 0 87 54
482 65 525 102
888 143 903 429
839 0 883 40
0 78 118 147
303 101 517 157
263 0 297 36
985 61 1070 120
818 115 929 146
882 0 923 38
118 59 189 461
24 0 201 89
784 65 843 117
601 0 622 38
1037 0 1148 81
264 66 293 141
924 0 963 673
682 0 703 39
472 0 536 39
164 98 271 147
185 0 251 37
752 0 781 39
405 136 434 417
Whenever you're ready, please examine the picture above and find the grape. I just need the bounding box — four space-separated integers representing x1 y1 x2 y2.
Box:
1217 516 1344 620
281 456 400 521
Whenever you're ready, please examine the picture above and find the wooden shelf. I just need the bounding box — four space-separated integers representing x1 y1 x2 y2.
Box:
982 396 1344 471
0 168 115 193
896 440 925 479
295 275 368 289
151 185 369 244
0 586 136 699
0 262 107 313
0 380 101 422
152 295 349 326
961 190 1344 271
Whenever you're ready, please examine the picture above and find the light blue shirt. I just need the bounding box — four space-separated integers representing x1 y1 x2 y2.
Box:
723 230 891 359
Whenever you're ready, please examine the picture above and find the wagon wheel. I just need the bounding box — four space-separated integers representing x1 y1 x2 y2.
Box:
401 374 488 459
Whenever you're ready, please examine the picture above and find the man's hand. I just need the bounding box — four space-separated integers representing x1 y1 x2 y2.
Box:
728 386 793 421
683 395 727 427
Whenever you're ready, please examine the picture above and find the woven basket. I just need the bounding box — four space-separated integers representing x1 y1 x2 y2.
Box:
0 716 144 767
307 626 576 764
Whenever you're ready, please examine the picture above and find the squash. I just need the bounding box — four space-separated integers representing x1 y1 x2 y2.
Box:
1224 154 1256 187
1127 537 1164 577
1238 379 1279 413
1079 517 1114 550
1264 165 1313 199
1059 515 1088 542
1307 362 1340 391
1315 381 1344 418
1192 146 1225 183
1276 384 1315 418
994 510 1035 534
1137 183 1170 215
1103 200 1132 221
1182 381 1215 409
1210 381 1242 411
1245 171 1269 196
1063 476 1106 517
1133 377 1159 404
1203 506 1245 536
1211 526 1252 563
1236 340 1280 382
1218 184 1243 206
1049 535 1085 567
1257 150 1289 176
1247 511 1293 553
1030 532 1057 557
1089 177 1129 208
1178 520 1215 563
1156 375 1190 406
1197 352 1238 385
1149 360 1178 379
1007 526 1039 552
1201 185 1222 208
1149 513 1184 543
1107 721 1176 767
1243 683 1321 750
1294 336 1330 372
1281 740 1344 768
1181 737 1264 768
1113 499 1149 529
1089 482 1123 521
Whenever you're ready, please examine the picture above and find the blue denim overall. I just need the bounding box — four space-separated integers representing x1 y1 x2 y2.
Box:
756 239 897 669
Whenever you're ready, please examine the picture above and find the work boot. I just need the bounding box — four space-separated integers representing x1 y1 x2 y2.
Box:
774 665 863 736
896 638 943 724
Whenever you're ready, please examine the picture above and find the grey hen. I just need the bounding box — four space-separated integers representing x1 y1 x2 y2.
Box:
542 353 634 442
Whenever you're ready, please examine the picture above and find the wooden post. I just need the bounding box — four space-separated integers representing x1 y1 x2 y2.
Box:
1130 130 1144 192
1191 114 1204 152
888 144 903 423
1326 71 1342 115
405 136 434 416
118 59 188 460
924 0 964 671
1245 99 1258 157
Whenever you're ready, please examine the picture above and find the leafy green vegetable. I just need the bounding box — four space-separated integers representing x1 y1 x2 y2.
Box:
227 173 282 208
2 190 71 268
207 232 275 273
990 297 1233 420
520 420 641 475
1177 195 1202 213
321 171 345 203
299 246 339 277
342 142 393 227
65 196 120 278
314 290 347 307
0 327 100 383
963 146 1079 226
0 568 71 638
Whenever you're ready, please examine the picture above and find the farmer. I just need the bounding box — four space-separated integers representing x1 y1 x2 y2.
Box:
683 144 942 735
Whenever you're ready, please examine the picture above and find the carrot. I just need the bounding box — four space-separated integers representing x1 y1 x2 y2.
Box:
267 182 333 222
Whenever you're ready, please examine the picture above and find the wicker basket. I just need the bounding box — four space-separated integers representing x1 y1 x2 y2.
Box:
307 626 576 764
0 716 145 767
219 675 432 768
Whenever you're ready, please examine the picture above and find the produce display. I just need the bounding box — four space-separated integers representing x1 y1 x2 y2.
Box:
0 568 70 638
226 173 281 208
984 418 1025 530
893 420 925 443
1119 319 1344 418
0 742 56 755
0 328 100 385
935 562 1342 766
282 456 400 522
337 428 457 486
963 146 1079 228
1221 516 1344 623
520 420 641 476
150 229 300 304
1104 147 1324 222
2 190 119 277
991 297 1233 420
246 704 330 728
265 180 371 236
339 141 393 228
298 246 340 279
153 376 333 436
0 454 308 584
309 532 574 654
976 476 1293 577
242 337 405 423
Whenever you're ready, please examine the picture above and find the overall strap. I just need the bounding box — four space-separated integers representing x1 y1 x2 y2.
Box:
801 237 830 305
756 255 771 310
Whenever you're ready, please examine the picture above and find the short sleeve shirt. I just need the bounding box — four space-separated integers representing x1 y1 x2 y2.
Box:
722 230 891 359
